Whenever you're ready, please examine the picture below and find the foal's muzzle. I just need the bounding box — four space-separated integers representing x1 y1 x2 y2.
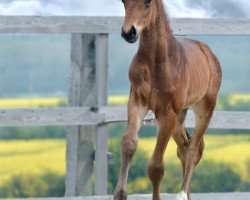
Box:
121 26 138 43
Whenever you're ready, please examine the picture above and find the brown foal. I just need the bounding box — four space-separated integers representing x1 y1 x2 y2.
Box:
114 0 222 200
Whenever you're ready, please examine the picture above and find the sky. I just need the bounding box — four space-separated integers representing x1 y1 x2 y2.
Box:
0 0 250 17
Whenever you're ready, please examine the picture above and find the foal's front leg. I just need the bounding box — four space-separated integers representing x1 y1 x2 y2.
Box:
148 110 178 200
114 92 148 200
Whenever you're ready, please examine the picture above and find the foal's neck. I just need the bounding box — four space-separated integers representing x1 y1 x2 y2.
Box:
138 0 177 63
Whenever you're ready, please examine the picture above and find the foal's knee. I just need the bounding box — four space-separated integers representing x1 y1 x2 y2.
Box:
147 160 164 184
121 134 138 161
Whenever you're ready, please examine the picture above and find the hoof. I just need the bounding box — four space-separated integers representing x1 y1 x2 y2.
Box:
176 191 188 200
114 189 127 200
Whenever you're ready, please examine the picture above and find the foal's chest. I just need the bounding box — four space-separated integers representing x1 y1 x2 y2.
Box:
128 64 175 108
128 65 150 104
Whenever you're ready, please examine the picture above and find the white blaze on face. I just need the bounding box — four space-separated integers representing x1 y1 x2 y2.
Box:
176 191 188 200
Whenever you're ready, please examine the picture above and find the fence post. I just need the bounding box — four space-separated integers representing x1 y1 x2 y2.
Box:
95 33 109 195
65 33 96 196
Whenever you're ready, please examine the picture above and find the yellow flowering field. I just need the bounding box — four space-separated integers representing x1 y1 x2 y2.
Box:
0 93 249 108
0 95 249 184
0 96 129 108
0 98 67 108
228 93 250 106
108 95 129 105
0 139 65 183
0 135 249 184
138 134 250 180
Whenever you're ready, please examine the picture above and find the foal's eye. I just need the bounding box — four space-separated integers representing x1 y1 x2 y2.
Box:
145 0 152 7
121 0 124 3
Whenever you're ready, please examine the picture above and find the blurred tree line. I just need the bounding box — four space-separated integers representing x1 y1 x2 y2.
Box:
0 172 65 198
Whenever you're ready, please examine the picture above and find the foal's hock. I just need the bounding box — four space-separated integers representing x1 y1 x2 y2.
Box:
114 0 222 200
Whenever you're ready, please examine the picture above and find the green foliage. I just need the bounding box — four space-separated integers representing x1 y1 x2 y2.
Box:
139 125 157 138
108 122 125 138
241 159 250 191
108 123 157 139
0 126 67 140
41 172 65 197
0 138 249 198
57 99 68 107
216 94 250 111
0 171 65 198
108 138 250 195
191 161 242 192
161 164 183 193
246 159 250 180
108 138 149 194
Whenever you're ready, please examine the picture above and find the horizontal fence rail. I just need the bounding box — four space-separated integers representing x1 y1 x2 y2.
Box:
0 16 250 35
0 107 250 129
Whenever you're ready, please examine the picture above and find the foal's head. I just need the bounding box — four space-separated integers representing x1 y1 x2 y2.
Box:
121 0 157 43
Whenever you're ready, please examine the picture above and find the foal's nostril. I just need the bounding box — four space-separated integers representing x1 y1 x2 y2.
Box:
121 28 127 38
127 26 137 38
130 26 136 37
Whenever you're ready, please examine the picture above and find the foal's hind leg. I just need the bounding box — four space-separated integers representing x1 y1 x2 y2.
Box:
114 91 148 200
176 95 216 200
172 109 191 199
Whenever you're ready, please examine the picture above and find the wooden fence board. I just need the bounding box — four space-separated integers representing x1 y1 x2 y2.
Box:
65 34 96 197
0 107 102 126
95 33 109 195
0 17 250 35
0 107 250 129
